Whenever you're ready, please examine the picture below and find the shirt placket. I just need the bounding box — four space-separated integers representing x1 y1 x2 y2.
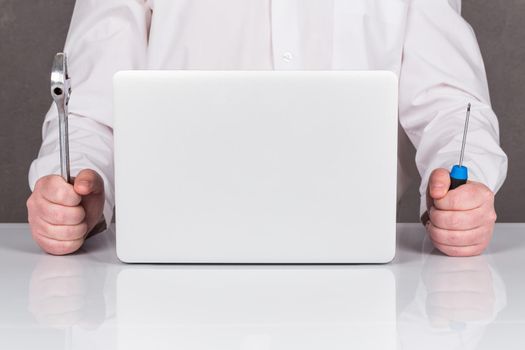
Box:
271 0 303 70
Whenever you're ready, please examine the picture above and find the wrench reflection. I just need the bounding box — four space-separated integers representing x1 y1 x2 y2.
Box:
28 255 108 330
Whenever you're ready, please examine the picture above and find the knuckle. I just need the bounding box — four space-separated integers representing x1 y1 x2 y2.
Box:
34 176 49 190
431 209 444 226
489 210 497 223
79 222 88 234
483 188 495 202
72 224 88 239
39 175 58 190
428 207 438 223
74 208 86 223
26 196 35 211
68 223 87 239
427 223 439 236
38 223 53 238
426 224 436 237
26 196 32 208
425 221 433 234
33 223 48 237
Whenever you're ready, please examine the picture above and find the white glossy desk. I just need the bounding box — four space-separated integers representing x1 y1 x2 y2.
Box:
0 223 523 349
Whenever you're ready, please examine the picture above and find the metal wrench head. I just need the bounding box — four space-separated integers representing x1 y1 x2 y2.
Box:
51 53 71 107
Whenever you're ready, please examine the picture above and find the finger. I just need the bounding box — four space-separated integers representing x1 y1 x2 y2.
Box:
74 169 104 196
31 231 84 256
431 240 486 257
429 204 494 231
427 221 492 247
434 182 494 211
37 197 86 225
33 216 88 241
428 206 495 231
428 168 451 200
35 175 81 207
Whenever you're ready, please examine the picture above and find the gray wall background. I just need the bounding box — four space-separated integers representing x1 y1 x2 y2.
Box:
0 0 523 223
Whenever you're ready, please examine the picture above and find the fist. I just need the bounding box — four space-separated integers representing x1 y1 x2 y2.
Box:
27 169 105 255
425 168 497 257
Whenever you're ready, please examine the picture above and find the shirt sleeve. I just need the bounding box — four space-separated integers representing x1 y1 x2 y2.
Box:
28 0 151 227
398 0 508 218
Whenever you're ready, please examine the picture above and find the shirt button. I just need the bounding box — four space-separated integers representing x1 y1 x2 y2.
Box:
282 52 294 63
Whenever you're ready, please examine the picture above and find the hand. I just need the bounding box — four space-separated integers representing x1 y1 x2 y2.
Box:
27 169 105 255
425 168 497 257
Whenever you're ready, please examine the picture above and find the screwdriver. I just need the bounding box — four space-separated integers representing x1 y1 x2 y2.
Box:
449 103 471 190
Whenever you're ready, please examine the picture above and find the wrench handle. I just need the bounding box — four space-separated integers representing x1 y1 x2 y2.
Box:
57 102 71 183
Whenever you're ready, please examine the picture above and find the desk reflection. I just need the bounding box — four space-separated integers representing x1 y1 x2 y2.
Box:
27 249 396 350
28 256 108 329
116 267 397 350
398 242 507 350
16 225 514 350
27 237 118 350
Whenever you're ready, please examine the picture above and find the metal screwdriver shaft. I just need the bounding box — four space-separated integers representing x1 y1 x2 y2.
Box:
449 103 471 190
458 103 471 167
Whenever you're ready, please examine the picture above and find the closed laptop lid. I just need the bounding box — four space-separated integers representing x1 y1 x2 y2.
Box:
113 71 398 263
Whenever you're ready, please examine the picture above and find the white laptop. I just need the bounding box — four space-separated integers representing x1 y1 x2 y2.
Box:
113 71 398 263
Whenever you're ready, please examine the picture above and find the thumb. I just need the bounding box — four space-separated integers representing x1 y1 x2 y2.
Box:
428 168 451 200
73 169 104 196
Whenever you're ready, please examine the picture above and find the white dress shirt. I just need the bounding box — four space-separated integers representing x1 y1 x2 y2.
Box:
29 0 508 226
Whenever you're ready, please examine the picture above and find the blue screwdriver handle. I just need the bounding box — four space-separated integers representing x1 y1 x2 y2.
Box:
450 165 468 190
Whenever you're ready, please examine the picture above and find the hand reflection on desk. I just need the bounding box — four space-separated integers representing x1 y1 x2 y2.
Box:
27 255 108 330
422 253 497 327
398 240 507 350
